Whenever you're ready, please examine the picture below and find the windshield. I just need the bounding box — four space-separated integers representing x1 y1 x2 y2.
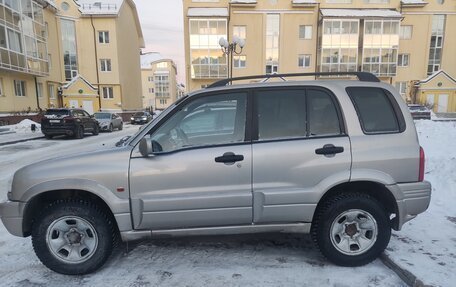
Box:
94 113 111 119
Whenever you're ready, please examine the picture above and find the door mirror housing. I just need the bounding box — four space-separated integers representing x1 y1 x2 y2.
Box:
139 138 152 157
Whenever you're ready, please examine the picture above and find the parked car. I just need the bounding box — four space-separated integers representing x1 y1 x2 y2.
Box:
0 72 431 275
93 112 123 132
130 111 152 124
41 108 99 139
408 104 431 120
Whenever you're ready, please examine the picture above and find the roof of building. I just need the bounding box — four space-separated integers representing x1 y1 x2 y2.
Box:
141 52 164 69
76 0 123 15
417 70 456 85
43 0 58 9
320 9 402 18
401 0 427 5
187 8 229 17
62 74 98 91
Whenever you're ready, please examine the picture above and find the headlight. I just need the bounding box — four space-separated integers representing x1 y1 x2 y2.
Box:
142 116 147 120
130 117 134 120
100 122 109 127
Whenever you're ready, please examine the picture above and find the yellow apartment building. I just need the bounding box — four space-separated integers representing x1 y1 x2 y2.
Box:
183 0 456 113
141 52 180 110
0 0 144 114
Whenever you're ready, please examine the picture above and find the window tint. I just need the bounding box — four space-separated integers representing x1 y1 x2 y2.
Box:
257 90 306 140
308 89 342 136
149 93 246 152
346 87 400 133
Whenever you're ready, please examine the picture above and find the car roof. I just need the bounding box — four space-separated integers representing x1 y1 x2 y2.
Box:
188 80 395 97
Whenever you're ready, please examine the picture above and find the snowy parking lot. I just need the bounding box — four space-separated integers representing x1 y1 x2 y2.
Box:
0 120 454 287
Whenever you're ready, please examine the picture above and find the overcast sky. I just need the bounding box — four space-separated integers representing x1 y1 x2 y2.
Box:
135 0 185 83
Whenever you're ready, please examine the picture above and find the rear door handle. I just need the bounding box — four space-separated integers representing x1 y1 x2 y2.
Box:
215 152 244 164
315 144 344 155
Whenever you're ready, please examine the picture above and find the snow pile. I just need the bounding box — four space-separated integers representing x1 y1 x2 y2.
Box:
4 119 41 134
387 120 456 287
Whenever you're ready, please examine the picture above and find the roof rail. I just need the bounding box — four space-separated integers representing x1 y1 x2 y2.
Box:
207 72 380 88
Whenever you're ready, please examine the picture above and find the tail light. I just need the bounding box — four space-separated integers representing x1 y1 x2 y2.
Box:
419 146 425 182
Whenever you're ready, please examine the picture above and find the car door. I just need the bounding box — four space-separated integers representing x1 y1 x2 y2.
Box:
80 110 93 130
129 91 252 230
252 87 351 223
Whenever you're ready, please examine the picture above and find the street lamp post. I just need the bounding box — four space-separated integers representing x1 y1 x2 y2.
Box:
219 36 245 81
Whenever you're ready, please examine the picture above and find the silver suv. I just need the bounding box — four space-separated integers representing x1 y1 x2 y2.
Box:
0 72 431 275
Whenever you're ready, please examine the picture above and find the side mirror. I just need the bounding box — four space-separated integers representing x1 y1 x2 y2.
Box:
139 138 152 157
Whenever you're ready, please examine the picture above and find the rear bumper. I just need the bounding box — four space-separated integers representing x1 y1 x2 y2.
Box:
394 181 431 230
42 127 76 136
0 200 25 237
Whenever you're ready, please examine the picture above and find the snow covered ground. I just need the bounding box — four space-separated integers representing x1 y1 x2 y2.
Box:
0 120 453 286
387 120 456 287
0 120 43 145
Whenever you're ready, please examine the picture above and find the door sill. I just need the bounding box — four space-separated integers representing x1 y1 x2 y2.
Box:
120 223 311 242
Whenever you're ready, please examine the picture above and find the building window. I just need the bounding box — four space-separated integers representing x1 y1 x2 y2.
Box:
233 55 246 68
399 25 413 40
98 31 110 44
102 87 114 99
159 99 167 105
48 84 56 99
299 25 312 40
362 20 400 76
37 83 43 98
155 75 170 98
61 19 78 81
427 15 445 75
149 88 154 93
14 80 26 97
7 29 22 52
233 26 246 41
395 82 407 95
321 20 359 73
266 14 280 74
100 59 112 72
298 55 311 68
148 76 154 82
189 19 227 79
398 54 410 67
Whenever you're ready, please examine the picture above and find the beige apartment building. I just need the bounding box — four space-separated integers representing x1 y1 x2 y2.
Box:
141 52 180 110
183 0 456 113
0 0 144 114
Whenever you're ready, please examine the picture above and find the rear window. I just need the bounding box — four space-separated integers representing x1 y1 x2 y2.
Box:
134 112 145 116
346 87 402 134
45 109 69 117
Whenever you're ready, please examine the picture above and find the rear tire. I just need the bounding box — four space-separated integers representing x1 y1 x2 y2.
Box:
108 124 113 133
31 200 117 275
311 193 391 267
75 126 84 139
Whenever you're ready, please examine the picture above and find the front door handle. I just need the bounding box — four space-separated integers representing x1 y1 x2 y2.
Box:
315 144 344 155
215 152 244 164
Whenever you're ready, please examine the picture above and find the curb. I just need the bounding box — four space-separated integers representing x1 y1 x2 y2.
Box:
0 136 45 146
380 253 430 287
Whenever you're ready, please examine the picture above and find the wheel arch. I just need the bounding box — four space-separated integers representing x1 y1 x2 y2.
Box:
313 181 399 230
22 189 125 237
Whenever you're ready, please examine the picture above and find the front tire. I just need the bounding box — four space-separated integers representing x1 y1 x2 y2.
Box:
75 126 84 139
31 200 117 275
118 123 123 130
312 193 391 267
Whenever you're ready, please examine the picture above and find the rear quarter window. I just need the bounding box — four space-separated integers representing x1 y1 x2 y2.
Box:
346 87 405 134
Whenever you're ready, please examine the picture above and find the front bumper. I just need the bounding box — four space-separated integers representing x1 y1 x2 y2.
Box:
0 200 25 237
393 181 431 230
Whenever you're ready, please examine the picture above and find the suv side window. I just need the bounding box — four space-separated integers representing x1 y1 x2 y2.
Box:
346 87 401 134
308 89 342 136
257 89 306 140
149 92 247 153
